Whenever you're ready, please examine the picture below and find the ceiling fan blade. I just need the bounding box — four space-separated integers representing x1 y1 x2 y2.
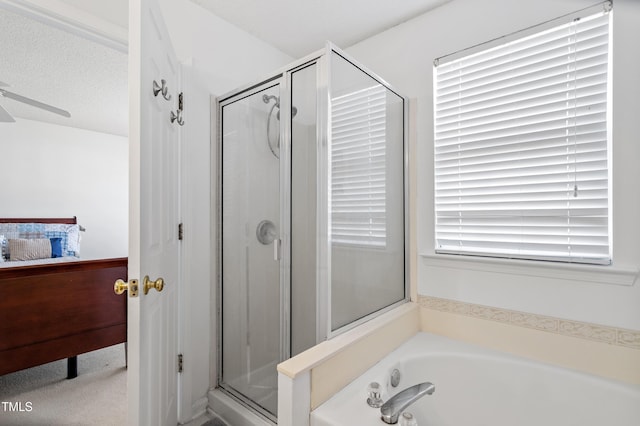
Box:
0 104 16 122
0 89 71 118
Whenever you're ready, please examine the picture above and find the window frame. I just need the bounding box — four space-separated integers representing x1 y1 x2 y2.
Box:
432 4 613 265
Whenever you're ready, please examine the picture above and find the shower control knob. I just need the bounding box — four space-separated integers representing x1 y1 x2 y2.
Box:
367 382 384 408
256 220 277 245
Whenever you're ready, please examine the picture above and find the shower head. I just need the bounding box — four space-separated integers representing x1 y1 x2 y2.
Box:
264 93 299 159
263 94 298 119
262 94 279 106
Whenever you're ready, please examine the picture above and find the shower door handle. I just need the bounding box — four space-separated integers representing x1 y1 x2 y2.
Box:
273 238 280 261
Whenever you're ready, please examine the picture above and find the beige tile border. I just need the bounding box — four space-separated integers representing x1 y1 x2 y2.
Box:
419 305 640 385
418 295 640 350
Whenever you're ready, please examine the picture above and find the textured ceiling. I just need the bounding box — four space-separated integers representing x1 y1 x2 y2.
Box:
0 0 451 138
190 0 452 57
0 7 128 136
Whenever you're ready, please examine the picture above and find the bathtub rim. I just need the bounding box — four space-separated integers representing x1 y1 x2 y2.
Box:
310 331 640 425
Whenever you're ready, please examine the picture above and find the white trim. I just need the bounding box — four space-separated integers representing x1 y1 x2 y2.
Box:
277 371 310 426
420 252 638 286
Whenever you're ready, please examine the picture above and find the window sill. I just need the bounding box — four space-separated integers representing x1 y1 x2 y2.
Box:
419 253 639 287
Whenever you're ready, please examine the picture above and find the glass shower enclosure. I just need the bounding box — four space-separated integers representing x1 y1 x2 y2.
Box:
217 43 407 422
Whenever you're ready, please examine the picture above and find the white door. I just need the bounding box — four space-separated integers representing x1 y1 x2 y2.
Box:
128 0 181 424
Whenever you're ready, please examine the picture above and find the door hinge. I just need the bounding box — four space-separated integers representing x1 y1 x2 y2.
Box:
178 353 184 373
178 223 183 241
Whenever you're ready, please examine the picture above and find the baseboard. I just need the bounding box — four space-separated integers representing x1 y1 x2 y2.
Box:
191 396 208 422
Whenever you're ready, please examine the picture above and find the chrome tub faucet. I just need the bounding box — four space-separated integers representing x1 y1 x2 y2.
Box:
379 382 435 424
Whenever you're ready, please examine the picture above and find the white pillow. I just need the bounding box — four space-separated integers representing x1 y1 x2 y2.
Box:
66 224 81 255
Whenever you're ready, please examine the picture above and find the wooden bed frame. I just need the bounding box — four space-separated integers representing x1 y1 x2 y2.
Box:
0 217 127 378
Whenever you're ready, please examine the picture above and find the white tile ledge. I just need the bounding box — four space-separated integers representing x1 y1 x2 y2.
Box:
420 253 638 287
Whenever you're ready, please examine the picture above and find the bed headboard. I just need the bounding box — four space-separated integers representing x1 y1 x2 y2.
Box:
0 217 77 224
0 217 83 260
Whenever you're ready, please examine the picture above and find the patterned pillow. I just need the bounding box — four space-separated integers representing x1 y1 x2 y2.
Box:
8 238 52 261
0 224 18 258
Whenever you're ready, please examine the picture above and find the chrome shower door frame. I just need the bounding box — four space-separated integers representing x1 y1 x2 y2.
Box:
215 42 410 423
215 50 325 423
216 76 285 423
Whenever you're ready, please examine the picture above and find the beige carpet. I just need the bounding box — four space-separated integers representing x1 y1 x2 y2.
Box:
0 344 126 426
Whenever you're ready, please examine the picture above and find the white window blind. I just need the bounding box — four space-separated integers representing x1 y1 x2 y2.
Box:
433 10 611 264
331 84 387 247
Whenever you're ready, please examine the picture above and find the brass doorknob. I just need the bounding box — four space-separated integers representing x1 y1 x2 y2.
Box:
114 279 139 297
143 275 164 295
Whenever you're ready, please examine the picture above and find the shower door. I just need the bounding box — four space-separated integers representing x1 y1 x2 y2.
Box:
219 82 284 419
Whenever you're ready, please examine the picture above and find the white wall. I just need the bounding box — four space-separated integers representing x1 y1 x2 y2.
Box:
159 0 293 96
347 0 640 331
0 118 128 259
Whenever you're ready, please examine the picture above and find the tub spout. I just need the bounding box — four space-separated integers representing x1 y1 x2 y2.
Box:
380 382 435 424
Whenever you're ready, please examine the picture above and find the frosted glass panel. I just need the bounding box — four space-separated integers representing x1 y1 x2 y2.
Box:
220 84 280 416
330 51 405 331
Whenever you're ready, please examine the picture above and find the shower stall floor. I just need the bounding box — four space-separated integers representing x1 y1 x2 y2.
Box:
226 360 278 415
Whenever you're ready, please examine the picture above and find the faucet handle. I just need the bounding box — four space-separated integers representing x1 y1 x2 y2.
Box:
399 412 418 426
367 382 384 408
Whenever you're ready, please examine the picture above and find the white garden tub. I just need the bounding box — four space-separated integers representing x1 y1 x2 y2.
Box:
311 332 640 426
